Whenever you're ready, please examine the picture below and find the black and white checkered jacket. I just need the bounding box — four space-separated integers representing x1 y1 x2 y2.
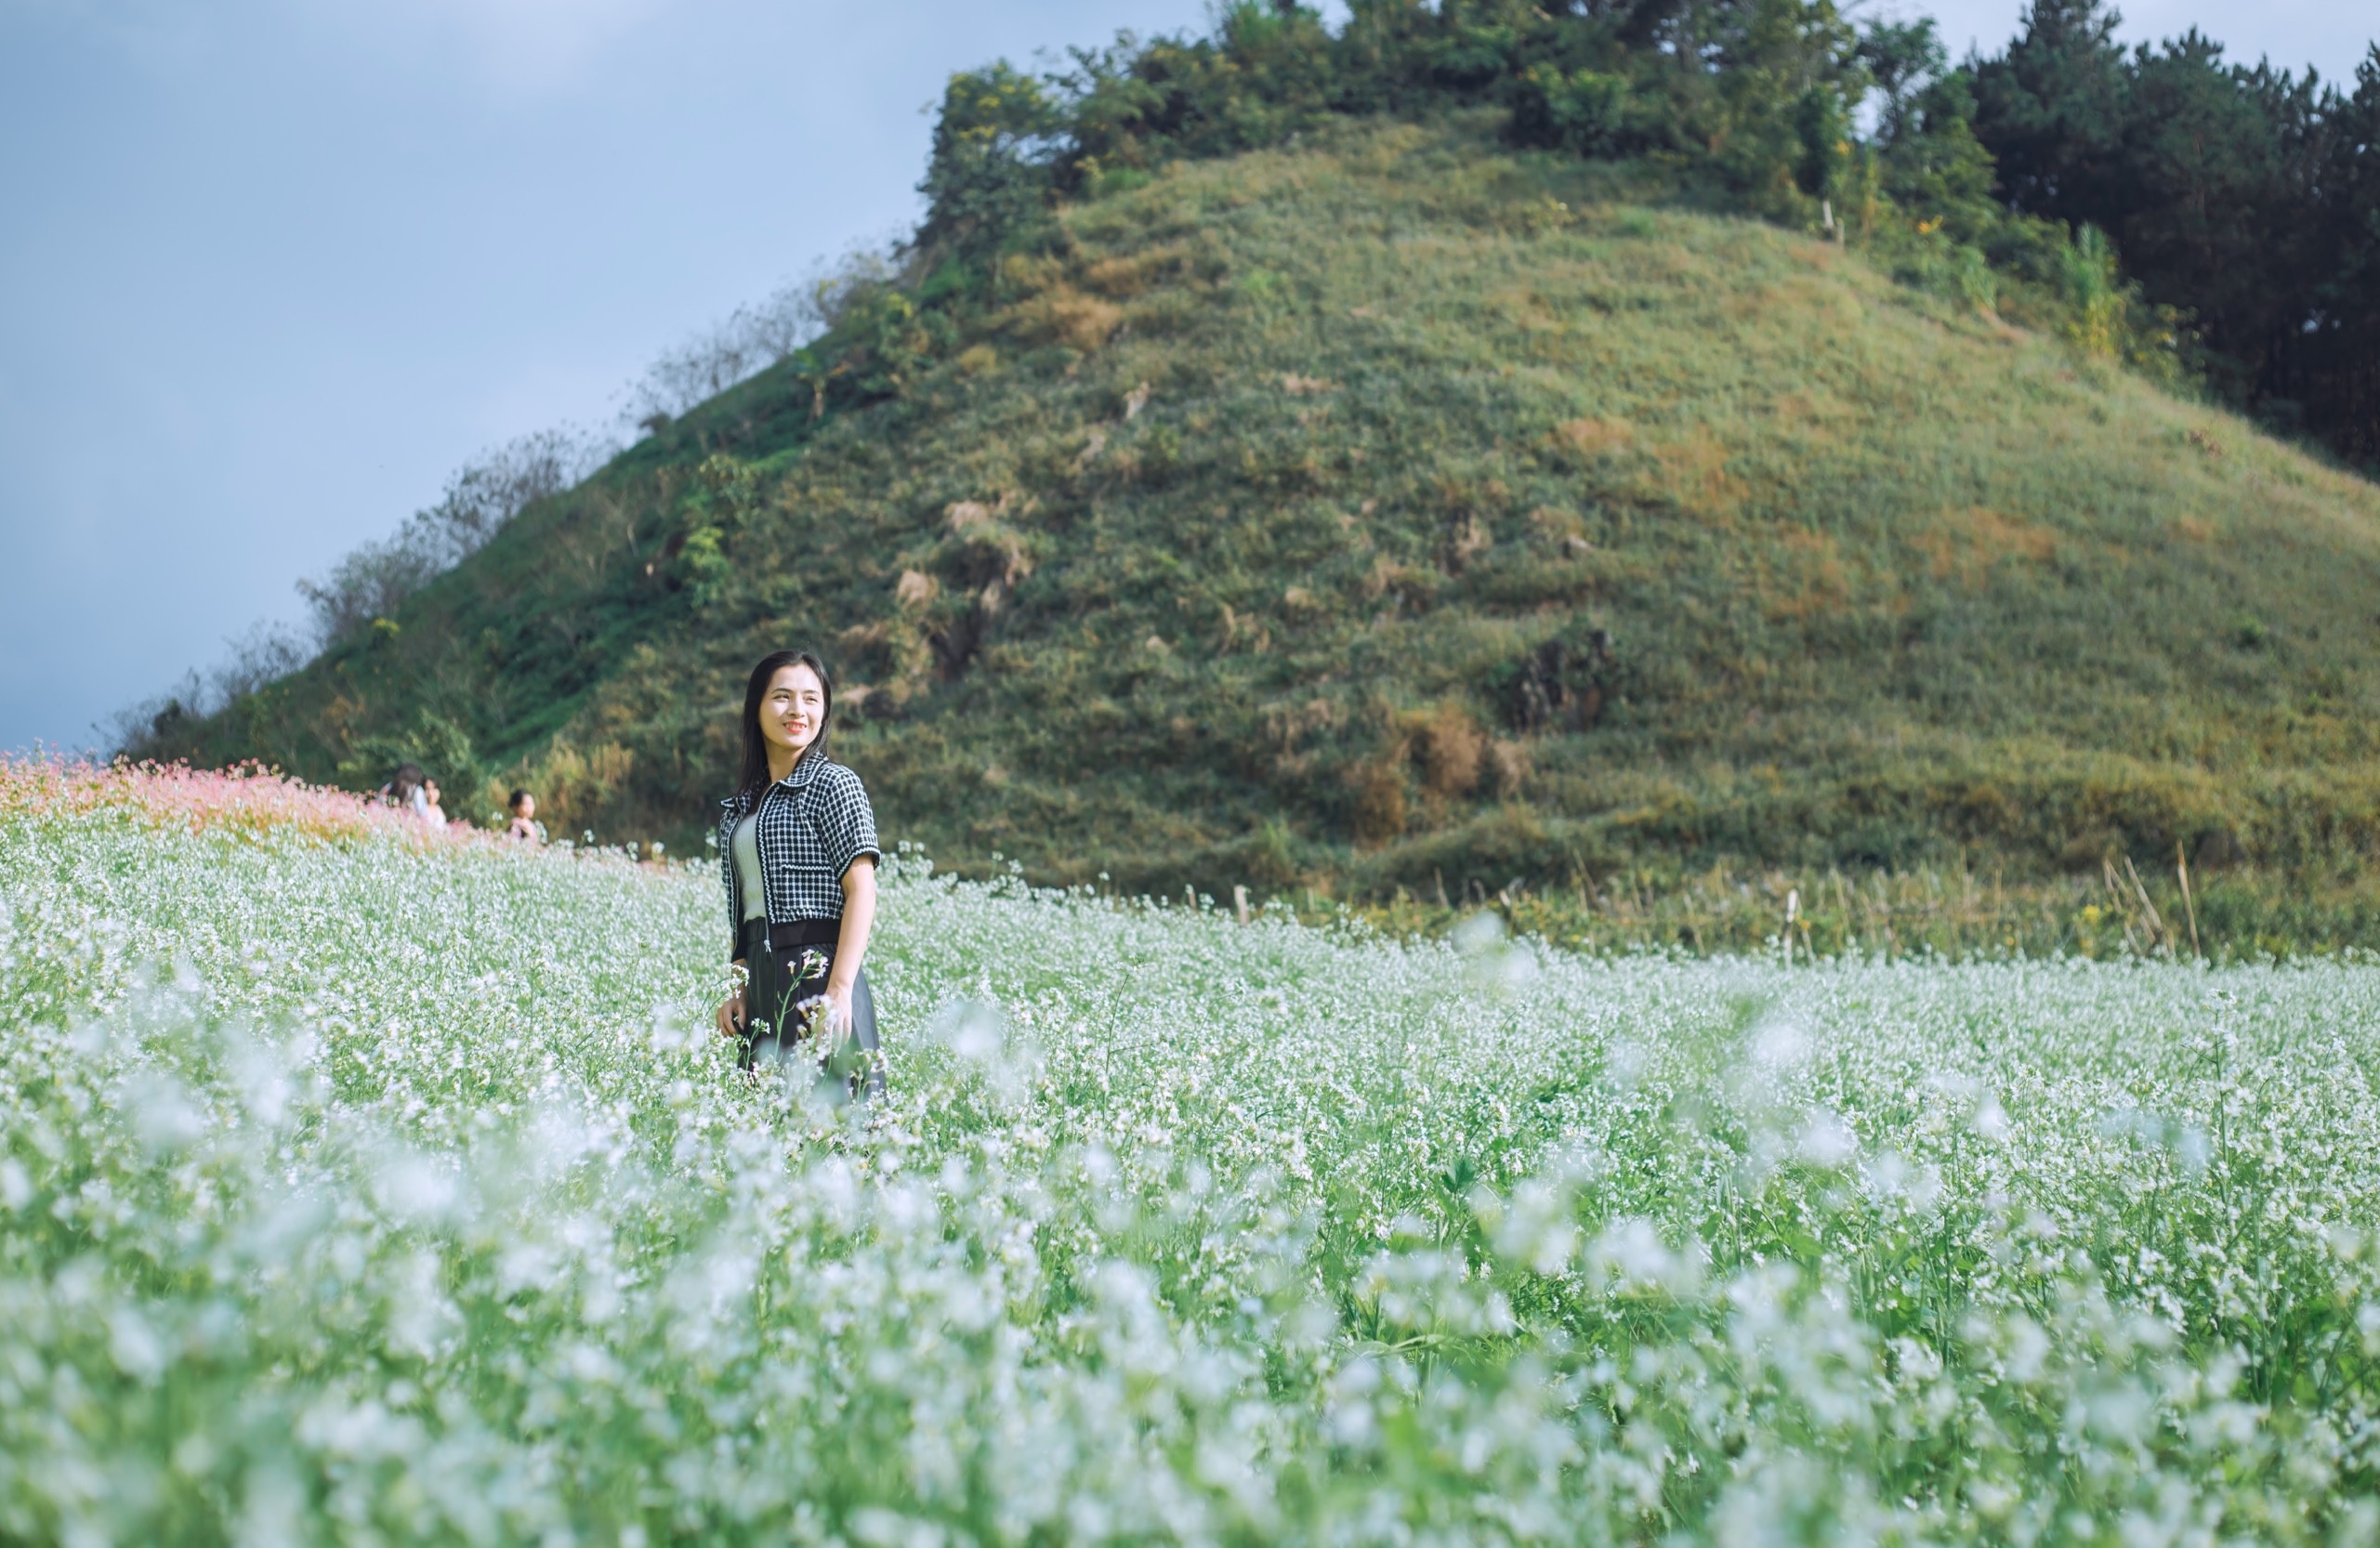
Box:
717 756 880 959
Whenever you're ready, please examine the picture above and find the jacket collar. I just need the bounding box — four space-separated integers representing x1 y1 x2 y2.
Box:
719 754 829 810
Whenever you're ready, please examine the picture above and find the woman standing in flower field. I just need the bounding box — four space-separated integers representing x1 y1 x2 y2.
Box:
713 649 883 1095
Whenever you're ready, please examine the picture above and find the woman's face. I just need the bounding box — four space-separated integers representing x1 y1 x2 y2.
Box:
757 662 826 759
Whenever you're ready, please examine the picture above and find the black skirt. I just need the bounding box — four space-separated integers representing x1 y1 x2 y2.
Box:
737 917 882 1097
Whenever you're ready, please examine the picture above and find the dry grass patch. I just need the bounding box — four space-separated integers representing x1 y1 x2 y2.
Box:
1915 505 2060 586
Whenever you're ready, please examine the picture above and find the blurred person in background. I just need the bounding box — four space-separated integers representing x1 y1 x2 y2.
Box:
506 789 546 844
387 763 430 823
422 777 448 827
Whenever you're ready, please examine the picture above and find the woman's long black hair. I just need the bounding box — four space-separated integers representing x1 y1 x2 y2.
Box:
735 649 835 799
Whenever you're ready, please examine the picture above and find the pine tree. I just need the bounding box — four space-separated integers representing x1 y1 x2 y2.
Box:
1969 0 2129 220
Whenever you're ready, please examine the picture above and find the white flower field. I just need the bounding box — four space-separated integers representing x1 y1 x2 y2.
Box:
7 787 2380 1544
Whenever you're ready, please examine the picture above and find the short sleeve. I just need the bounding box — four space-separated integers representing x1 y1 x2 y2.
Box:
718 803 745 957
816 766 880 881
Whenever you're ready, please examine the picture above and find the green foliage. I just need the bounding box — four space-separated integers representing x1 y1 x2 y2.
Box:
910 0 1992 269
1509 65 1638 156
1059 4 1339 190
1972 1 2380 464
333 708 480 798
1874 69 2000 243
917 61 1065 259
1791 85 1852 199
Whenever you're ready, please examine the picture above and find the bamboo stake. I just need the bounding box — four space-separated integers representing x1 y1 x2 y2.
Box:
2104 858 2146 954
2176 841 2201 960
2120 854 2168 953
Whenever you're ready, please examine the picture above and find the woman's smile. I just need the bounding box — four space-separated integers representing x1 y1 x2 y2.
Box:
757 662 829 764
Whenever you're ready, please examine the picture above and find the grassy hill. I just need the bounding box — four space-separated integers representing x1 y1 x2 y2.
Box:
162 115 2380 919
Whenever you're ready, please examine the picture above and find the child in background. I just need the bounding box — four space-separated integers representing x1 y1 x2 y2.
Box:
422 778 448 827
506 789 546 845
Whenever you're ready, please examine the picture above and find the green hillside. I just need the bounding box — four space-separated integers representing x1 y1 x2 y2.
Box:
159 115 2380 910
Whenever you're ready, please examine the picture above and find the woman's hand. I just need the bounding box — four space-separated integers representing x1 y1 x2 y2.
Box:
717 959 748 1040
818 858 874 1047
817 984 855 1042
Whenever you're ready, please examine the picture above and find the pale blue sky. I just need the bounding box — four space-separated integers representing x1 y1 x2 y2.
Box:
2 0 2369 753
